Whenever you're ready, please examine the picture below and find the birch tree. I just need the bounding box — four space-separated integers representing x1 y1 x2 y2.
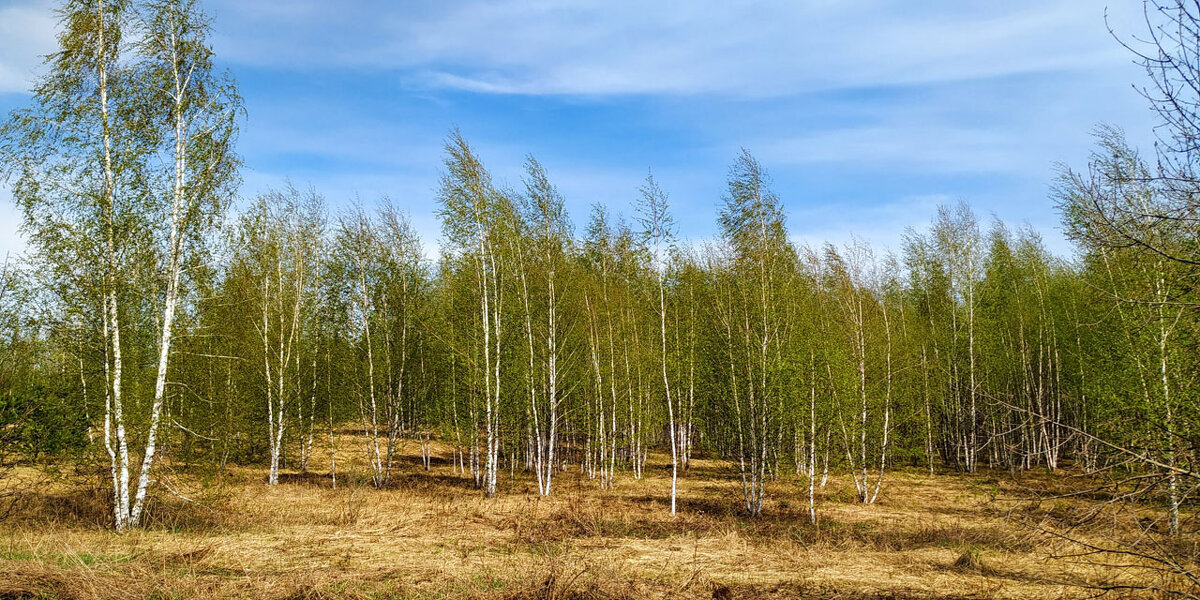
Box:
437 130 511 497
581 205 626 489
518 157 571 495
824 243 892 503
232 187 322 485
1 0 239 529
715 150 794 516
335 202 425 487
635 172 679 515
933 203 982 472
1061 131 1195 536
131 0 241 515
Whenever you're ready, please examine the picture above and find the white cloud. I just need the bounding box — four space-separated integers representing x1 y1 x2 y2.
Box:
0 0 56 94
0 0 1159 261
745 56 1154 186
763 126 1025 174
206 0 1143 97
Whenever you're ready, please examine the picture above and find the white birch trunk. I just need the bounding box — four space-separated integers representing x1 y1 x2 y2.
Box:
94 2 132 530
130 35 190 522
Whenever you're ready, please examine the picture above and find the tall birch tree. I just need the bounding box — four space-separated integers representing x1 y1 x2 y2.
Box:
437 130 510 497
715 150 794 516
1 0 239 529
635 172 679 515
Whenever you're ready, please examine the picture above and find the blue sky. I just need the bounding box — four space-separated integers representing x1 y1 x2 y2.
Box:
0 0 1160 258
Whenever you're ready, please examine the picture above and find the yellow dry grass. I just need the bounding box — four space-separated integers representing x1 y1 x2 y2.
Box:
0 435 1170 599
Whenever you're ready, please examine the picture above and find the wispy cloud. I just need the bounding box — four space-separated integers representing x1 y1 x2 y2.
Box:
207 0 1141 97
763 126 1025 175
0 0 56 94
0 0 1164 259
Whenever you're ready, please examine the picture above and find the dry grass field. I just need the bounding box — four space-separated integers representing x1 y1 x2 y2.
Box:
0 434 1174 599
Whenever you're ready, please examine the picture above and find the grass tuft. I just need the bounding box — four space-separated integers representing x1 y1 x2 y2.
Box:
953 545 984 571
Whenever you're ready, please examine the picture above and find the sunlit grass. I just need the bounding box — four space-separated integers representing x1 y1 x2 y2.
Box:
0 434 1167 599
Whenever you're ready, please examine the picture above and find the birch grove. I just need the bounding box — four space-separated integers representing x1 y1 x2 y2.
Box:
3 8 1200 574
1 121 1165 526
5 111 1188 534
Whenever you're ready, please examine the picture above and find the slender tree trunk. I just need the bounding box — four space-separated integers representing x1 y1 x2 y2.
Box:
94 0 133 531
808 353 817 524
869 302 892 504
